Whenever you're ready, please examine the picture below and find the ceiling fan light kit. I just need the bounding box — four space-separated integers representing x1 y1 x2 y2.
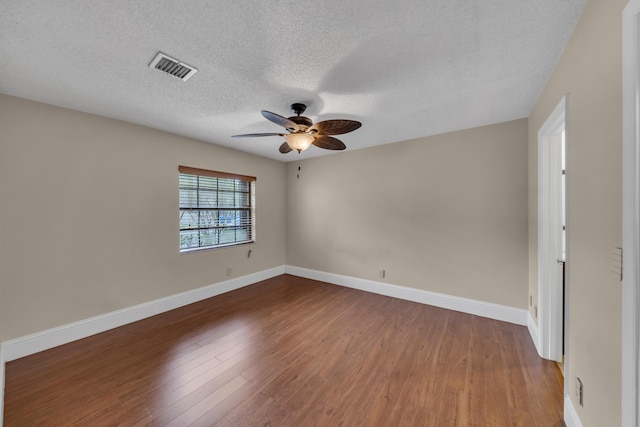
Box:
232 103 361 154
284 133 315 151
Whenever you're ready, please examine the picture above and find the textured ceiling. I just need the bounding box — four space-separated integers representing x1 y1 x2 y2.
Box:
0 0 586 162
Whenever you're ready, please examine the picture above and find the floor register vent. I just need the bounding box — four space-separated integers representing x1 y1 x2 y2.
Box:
149 52 198 81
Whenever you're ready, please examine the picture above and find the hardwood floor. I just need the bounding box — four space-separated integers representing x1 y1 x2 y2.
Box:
4 274 565 426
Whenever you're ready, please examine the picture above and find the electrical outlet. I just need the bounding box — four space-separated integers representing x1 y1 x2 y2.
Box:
379 270 386 279
226 267 232 276
534 305 538 318
576 377 584 406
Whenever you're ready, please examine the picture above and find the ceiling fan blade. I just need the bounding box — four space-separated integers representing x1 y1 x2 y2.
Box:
312 135 347 151
231 133 285 138
309 119 361 135
261 110 300 131
279 142 293 153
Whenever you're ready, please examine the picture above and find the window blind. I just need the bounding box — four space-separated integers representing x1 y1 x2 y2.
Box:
179 166 256 252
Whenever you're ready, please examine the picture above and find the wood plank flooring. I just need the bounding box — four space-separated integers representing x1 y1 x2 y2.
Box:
3 274 565 426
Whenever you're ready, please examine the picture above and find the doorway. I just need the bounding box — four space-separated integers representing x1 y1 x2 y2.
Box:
537 95 567 366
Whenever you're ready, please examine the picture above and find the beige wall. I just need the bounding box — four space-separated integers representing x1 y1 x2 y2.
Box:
528 0 624 424
287 119 529 308
0 94 287 340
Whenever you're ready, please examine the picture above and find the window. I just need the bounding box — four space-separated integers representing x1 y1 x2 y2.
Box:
179 166 255 252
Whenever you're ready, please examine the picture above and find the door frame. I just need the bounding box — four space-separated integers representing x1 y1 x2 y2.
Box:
622 1 640 424
538 95 568 364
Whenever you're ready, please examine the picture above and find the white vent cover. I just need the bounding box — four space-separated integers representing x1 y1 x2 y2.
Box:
149 52 198 81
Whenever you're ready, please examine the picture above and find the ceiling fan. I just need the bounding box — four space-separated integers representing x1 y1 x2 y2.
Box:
232 103 361 154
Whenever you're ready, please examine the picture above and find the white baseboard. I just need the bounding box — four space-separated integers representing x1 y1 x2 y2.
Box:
564 394 583 427
0 268 528 360
1 263 526 427
2 266 285 363
527 311 542 357
285 266 527 326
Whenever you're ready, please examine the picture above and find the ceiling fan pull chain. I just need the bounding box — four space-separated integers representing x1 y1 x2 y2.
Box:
297 156 301 179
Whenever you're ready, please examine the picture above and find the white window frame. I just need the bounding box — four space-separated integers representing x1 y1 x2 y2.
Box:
178 166 256 252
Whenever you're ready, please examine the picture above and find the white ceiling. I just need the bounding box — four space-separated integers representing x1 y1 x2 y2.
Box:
0 0 586 162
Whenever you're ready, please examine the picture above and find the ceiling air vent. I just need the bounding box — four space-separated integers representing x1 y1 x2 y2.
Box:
149 52 198 81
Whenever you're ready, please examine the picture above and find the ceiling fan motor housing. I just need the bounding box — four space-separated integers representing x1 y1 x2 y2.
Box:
289 115 313 128
288 103 312 130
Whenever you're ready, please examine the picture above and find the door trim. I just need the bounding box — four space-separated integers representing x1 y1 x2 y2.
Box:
537 95 568 363
622 1 640 424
